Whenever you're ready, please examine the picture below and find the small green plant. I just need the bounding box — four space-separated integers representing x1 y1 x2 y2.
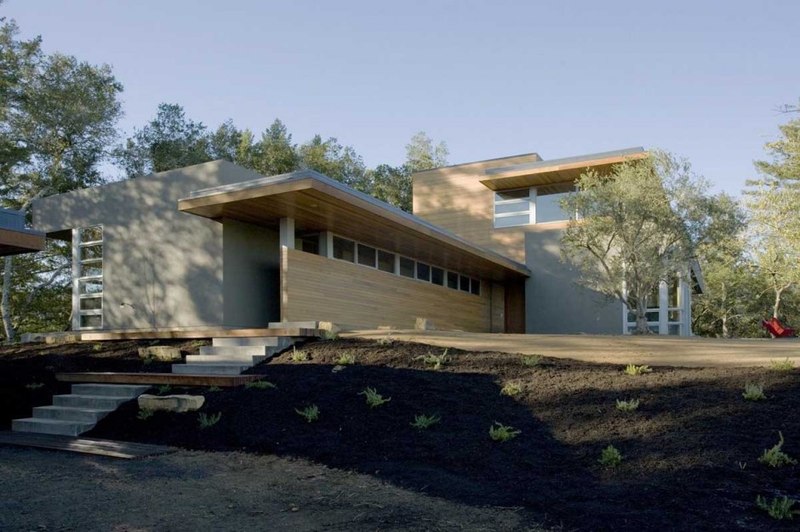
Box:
359 387 391 408
623 364 652 376
410 413 441 430
521 354 543 367
198 412 222 429
500 382 522 396
768 358 795 372
289 346 309 362
295 404 320 423
742 383 767 401
137 408 154 421
737 461 747 471
207 386 222 392
376 334 394 346
245 380 277 390
142 356 154 365
157 384 172 395
615 398 640 412
756 495 798 520
25 382 45 390
335 352 356 365
416 348 450 370
489 422 520 442
92 343 103 352
758 432 797 468
599 444 623 467
321 329 339 341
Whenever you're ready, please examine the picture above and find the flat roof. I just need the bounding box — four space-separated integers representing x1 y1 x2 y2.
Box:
179 170 531 282
0 227 46 256
480 147 648 191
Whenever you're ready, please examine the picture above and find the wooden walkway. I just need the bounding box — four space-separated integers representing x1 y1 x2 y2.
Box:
0 431 174 459
57 372 264 387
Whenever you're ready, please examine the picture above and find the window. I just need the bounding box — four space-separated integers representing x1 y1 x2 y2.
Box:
535 183 575 223
333 236 355 262
399 257 415 278
76 225 103 330
431 267 444 286
459 275 470 292
470 278 481 295
447 271 459 289
494 188 531 228
377 250 395 273
297 233 320 254
416 262 431 282
357 244 377 267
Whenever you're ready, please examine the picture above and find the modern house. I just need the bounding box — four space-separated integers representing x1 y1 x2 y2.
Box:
31 147 701 337
0 208 45 256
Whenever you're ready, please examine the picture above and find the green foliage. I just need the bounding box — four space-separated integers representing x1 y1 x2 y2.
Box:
197 412 222 429
599 445 623 467
615 399 640 412
321 329 339 341
295 404 320 423
335 352 356 365
742 383 767 401
500 382 522 397
758 432 797 468
298 134 367 189
207 386 222 393
248 119 299 176
521 354 543 367
359 387 391 408
768 358 795 371
289 346 309 362
137 408 154 421
623 364 652 376
24 382 44 390
561 151 721 334
245 380 277 390
756 495 798 520
489 422 520 442
157 384 172 395
416 348 450 370
405 131 448 173
376 334 394 346
410 413 441 430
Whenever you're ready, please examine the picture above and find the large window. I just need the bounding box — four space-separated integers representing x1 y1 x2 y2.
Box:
76 225 103 330
494 189 531 228
624 276 685 335
493 184 575 227
535 183 575 223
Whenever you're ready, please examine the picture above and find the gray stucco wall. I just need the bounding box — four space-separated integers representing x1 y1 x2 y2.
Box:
524 229 621 334
33 160 268 330
222 220 280 327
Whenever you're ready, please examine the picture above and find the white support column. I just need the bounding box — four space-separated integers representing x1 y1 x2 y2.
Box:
71 228 81 331
658 280 669 335
681 278 692 336
279 217 295 250
529 187 538 224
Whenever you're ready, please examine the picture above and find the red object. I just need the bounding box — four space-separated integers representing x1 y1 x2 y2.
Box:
761 317 797 338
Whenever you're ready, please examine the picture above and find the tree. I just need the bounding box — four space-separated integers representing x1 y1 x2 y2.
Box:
250 119 299 176
297 134 366 189
745 101 800 320
367 164 412 211
561 151 718 334
405 131 448 173
116 103 210 177
0 15 123 341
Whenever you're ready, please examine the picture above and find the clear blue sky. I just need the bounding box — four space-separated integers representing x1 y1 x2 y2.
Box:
4 0 799 194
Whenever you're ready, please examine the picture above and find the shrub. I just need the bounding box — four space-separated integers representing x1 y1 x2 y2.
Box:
416 348 450 370
245 380 277 390
521 354 543 367
500 382 522 396
207 386 222 393
742 383 766 401
756 495 798 520
295 404 320 423
321 329 339 341
615 399 640 412
137 408 154 421
359 387 391 408
335 352 356 365
92 343 103 352
599 445 623 467
410 413 441 430
623 364 652 376
157 384 172 395
376 334 394 346
489 422 520 442
768 358 795 372
198 412 222 429
289 346 309 362
25 382 45 390
758 432 797 468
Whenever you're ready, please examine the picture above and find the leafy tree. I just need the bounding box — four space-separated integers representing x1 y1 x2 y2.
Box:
117 103 210 177
561 151 719 334
297 134 366 188
250 119 299 176
0 14 123 341
207 119 240 163
367 163 412 211
405 131 448 172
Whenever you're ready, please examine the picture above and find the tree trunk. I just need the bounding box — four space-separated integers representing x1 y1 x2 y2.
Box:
2 256 15 343
773 287 783 320
634 296 651 334
721 314 729 339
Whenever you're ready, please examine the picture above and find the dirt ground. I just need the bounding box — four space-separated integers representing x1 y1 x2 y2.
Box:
0 447 535 531
2 338 799 530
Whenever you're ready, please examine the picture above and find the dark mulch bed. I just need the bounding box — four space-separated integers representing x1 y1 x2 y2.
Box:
0 339 206 429
3 337 798 530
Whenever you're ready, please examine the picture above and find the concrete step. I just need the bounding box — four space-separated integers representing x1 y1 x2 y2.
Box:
269 321 320 329
212 336 281 347
12 418 95 437
185 354 267 364
71 384 151 397
199 345 278 358
32 405 111 423
171 364 251 376
52 394 130 410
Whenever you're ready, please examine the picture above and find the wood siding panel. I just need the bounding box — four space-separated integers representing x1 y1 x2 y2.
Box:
281 247 491 332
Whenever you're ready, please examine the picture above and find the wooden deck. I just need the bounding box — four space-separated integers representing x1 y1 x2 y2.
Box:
57 372 265 387
79 327 319 341
0 431 174 459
